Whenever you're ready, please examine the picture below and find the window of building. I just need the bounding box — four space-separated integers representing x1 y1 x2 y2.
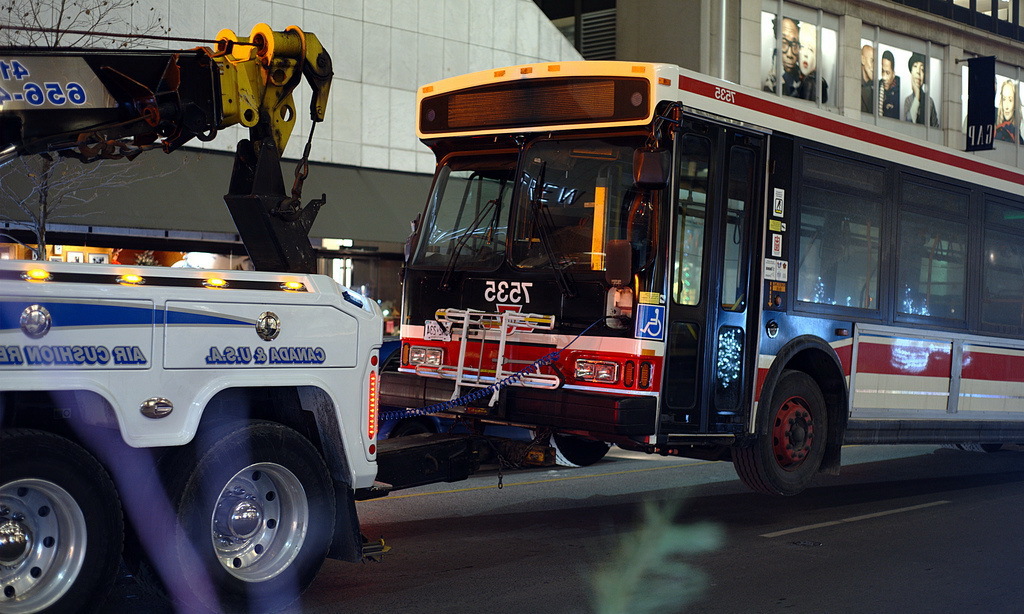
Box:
896 0 1024 41
760 4 839 106
961 60 1021 165
860 27 943 130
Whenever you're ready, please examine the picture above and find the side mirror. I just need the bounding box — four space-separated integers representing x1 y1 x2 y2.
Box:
633 148 670 189
605 239 633 287
403 213 421 263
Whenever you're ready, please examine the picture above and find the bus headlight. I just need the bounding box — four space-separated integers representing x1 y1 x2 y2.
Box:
409 346 444 367
575 359 619 383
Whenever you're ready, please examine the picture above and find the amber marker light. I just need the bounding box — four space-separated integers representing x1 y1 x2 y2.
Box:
281 280 306 292
21 268 52 282
202 277 228 289
117 274 145 286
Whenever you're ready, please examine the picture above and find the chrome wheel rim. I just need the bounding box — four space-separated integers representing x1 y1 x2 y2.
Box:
210 462 308 582
0 479 87 613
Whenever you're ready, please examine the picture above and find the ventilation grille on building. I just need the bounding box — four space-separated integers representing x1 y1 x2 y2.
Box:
553 8 617 61
580 8 616 60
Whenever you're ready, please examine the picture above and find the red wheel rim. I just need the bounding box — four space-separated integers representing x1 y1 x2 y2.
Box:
771 396 814 470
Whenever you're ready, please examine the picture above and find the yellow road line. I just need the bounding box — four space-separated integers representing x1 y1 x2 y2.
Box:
364 460 721 501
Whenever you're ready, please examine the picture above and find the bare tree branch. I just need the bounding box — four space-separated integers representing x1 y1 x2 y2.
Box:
0 153 190 258
0 0 169 48
0 0 177 260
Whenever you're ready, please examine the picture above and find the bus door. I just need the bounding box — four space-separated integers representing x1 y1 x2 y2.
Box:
661 118 764 434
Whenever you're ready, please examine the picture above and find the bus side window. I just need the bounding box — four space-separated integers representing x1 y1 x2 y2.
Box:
897 176 968 321
673 135 711 306
721 147 755 312
797 151 885 310
983 198 1024 332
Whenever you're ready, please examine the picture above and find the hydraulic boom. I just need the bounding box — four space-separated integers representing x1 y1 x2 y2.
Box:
0 24 333 272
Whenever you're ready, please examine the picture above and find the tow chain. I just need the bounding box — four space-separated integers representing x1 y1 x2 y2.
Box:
272 124 318 221
379 318 603 423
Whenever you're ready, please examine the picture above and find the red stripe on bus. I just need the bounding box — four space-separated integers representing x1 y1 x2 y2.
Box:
755 366 768 402
961 349 1024 383
755 342 850 403
834 343 852 377
678 76 1024 187
855 341 952 378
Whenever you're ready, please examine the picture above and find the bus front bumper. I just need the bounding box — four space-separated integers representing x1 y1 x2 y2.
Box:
380 370 656 437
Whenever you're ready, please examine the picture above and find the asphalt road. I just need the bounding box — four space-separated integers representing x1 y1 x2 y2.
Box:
107 444 1024 613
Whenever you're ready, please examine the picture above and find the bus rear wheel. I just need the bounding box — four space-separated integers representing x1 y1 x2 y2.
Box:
733 370 827 496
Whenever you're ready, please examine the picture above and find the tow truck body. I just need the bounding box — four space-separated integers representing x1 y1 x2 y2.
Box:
0 25 390 613
0 24 538 612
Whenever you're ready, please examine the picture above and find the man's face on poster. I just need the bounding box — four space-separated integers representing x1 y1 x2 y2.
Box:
881 58 895 89
861 46 874 82
781 18 799 73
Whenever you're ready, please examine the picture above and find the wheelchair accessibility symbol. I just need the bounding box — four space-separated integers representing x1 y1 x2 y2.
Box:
635 304 665 340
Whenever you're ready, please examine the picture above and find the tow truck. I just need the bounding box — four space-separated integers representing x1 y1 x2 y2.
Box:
0 24 387 613
0 24 553 612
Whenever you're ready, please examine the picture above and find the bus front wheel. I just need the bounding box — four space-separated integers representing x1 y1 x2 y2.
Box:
551 434 611 467
733 370 827 496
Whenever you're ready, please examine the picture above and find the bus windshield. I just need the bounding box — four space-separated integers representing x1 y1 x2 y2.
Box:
510 137 654 272
411 154 516 270
411 137 658 275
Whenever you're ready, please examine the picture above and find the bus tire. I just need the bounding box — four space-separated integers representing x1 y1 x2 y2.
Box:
0 429 123 614
733 370 827 496
551 434 611 467
162 420 335 613
955 443 1002 453
389 417 436 438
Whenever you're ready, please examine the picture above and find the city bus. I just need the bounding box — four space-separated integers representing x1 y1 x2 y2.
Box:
380 60 1024 495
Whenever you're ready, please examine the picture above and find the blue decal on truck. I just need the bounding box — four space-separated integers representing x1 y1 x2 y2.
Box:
206 346 326 365
0 300 154 331
0 344 147 366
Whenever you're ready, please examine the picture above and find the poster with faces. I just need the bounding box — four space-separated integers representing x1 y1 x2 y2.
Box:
863 40 943 126
960 63 1022 147
993 75 1020 144
760 12 837 105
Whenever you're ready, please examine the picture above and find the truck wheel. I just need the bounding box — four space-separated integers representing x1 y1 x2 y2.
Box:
733 370 828 496
164 421 335 613
551 434 611 467
0 429 123 614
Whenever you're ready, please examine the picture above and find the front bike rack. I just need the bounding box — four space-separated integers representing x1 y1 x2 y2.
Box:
424 308 558 406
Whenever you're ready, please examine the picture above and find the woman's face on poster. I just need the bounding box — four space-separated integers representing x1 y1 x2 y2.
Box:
1000 81 1016 122
910 61 925 88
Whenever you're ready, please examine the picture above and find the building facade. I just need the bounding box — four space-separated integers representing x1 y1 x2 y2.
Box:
4 0 1024 329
